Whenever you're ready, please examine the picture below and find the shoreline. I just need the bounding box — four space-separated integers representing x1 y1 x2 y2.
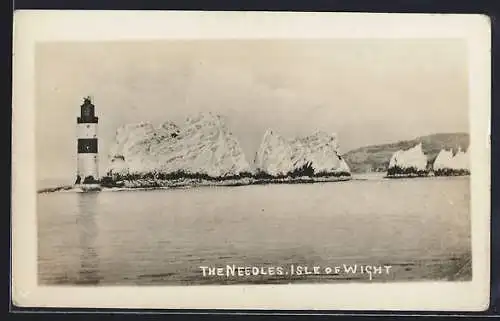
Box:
385 174 470 179
36 172 471 194
37 175 353 194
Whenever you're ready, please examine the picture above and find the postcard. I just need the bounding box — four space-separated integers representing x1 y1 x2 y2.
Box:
12 10 491 310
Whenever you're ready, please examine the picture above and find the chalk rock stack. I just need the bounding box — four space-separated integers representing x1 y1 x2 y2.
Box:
387 143 428 177
433 147 470 176
255 129 351 177
106 112 252 178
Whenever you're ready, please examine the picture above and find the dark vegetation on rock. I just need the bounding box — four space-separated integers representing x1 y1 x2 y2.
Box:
253 162 351 179
433 169 470 176
386 166 429 177
99 162 351 188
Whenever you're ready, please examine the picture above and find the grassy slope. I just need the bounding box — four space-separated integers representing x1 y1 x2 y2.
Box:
342 133 470 173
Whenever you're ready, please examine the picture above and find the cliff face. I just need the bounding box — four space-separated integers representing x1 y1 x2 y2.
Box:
106 113 351 181
255 129 349 176
433 149 454 171
106 112 252 177
336 158 351 174
433 147 470 173
254 130 294 176
387 143 428 175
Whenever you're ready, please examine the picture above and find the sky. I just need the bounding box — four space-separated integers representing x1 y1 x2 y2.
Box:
36 39 469 185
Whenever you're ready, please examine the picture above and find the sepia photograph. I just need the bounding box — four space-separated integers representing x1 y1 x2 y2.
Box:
12 11 491 310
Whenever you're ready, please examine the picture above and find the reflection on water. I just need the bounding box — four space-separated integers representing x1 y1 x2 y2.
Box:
37 191 103 285
75 193 100 284
37 177 472 285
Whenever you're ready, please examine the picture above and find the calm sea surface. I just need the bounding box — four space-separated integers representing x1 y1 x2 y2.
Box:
37 176 471 285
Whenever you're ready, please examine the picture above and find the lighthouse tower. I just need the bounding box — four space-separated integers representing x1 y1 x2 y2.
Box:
75 96 99 185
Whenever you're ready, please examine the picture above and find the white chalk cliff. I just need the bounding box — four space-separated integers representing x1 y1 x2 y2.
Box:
106 112 252 177
388 143 428 171
433 147 470 171
335 158 351 174
255 129 349 176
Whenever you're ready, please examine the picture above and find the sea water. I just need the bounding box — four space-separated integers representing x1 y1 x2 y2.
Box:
37 176 471 285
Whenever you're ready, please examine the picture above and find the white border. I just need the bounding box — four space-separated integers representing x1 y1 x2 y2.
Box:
12 10 491 310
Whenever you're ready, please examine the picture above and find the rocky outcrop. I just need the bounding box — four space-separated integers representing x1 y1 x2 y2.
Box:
106 112 252 178
103 114 352 188
255 129 350 177
387 143 428 177
335 158 351 174
433 147 470 176
255 129 294 176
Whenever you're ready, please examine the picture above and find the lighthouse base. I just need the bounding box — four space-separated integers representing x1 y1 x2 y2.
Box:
75 175 99 185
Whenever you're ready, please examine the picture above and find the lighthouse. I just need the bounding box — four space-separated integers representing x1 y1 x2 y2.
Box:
75 96 99 185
